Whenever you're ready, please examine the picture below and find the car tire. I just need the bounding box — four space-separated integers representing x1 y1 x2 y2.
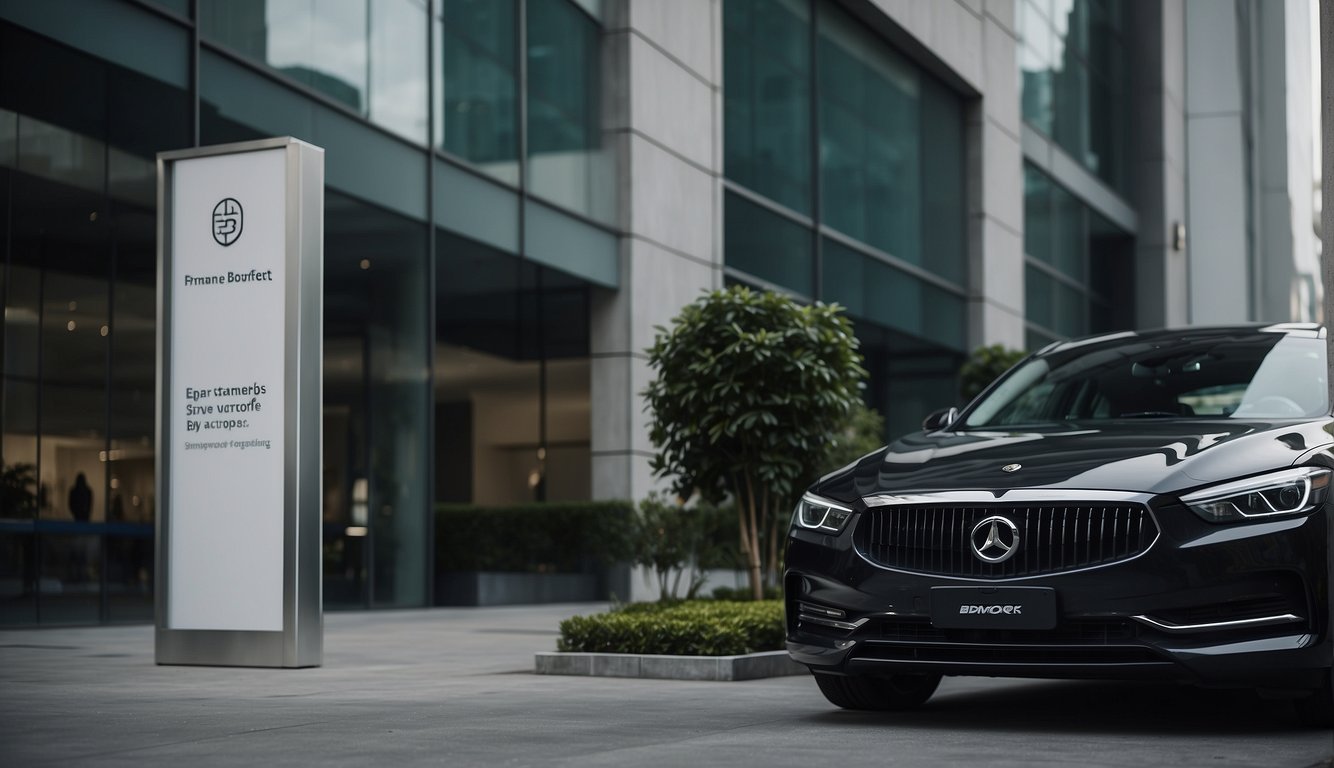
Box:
1292 675 1333 727
813 672 942 711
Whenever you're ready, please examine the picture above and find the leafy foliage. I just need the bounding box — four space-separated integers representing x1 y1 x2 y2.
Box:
631 494 739 601
1 463 37 517
642 288 864 600
556 600 784 656
817 400 885 475
643 286 867 599
435 501 634 572
959 344 1028 403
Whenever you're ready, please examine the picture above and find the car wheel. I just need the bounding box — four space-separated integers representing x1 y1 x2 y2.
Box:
813 672 942 711
1292 675 1333 727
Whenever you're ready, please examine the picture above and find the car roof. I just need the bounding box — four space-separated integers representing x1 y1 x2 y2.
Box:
1035 323 1326 358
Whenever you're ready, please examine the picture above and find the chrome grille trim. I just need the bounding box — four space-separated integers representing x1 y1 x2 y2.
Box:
1130 613 1303 634
797 613 868 632
853 499 1160 581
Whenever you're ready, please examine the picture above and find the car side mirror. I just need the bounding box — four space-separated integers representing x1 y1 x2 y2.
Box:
921 407 959 432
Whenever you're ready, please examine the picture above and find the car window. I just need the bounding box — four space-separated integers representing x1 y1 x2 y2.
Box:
963 333 1327 428
1179 384 1247 416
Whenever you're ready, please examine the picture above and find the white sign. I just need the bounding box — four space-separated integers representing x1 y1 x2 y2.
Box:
167 148 287 631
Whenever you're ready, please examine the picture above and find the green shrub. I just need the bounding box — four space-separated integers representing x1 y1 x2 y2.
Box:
632 494 743 601
710 584 782 601
435 501 634 572
556 600 784 656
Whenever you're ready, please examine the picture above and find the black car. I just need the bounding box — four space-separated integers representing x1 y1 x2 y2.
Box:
785 324 1333 724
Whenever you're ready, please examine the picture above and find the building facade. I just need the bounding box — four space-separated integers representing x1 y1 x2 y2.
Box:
0 0 1320 623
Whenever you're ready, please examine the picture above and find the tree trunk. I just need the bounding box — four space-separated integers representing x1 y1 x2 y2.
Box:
744 474 763 600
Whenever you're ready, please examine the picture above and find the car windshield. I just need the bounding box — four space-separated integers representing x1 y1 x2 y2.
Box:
963 330 1328 428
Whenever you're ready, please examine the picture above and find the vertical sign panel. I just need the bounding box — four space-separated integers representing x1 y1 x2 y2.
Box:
157 137 322 667
168 149 287 631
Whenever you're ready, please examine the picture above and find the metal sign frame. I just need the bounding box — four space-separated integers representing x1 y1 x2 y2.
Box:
155 137 323 667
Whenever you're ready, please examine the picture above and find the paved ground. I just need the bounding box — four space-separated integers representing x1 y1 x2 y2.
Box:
1 604 1331 767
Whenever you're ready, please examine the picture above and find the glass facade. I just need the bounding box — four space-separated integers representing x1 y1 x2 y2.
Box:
0 21 190 624
723 0 968 440
437 0 520 183
1023 163 1134 349
1018 0 1130 194
0 0 610 624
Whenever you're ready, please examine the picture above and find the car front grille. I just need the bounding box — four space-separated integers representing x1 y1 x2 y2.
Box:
854 503 1158 579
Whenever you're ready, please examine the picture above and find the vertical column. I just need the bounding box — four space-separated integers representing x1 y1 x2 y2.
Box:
968 0 1026 349
1131 0 1189 329
1184 0 1250 324
591 0 723 510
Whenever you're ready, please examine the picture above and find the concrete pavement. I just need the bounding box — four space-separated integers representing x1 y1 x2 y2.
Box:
1 604 1331 767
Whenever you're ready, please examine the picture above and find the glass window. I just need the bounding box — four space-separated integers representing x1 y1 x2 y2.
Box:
723 0 812 214
725 192 813 296
147 0 189 16
1023 164 1052 266
437 0 519 183
199 0 429 144
526 0 612 222
854 320 963 441
920 80 966 285
1020 0 1129 193
1023 162 1131 342
369 0 430 143
434 230 592 509
0 23 190 623
822 238 966 352
108 204 158 622
818 2 921 264
323 192 431 609
1051 181 1085 282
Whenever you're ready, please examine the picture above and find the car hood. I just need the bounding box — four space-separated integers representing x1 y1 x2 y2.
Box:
815 418 1334 503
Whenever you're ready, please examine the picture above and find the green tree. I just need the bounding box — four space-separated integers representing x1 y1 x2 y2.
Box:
643 287 867 600
959 344 1027 403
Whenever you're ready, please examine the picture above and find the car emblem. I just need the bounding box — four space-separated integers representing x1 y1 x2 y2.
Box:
970 516 1020 563
1001 463 1022 472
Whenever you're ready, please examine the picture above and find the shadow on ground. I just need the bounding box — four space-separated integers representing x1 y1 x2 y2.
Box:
802 678 1329 737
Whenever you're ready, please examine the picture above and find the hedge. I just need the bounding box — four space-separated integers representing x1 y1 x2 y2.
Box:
556 600 784 656
435 501 634 573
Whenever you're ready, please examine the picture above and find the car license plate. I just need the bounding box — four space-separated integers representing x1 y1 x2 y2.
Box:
929 586 1057 630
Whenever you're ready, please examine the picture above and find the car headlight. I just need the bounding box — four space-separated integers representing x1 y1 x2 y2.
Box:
793 492 854 533
1181 467 1331 523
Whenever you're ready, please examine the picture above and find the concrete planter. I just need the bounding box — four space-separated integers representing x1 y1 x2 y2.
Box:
435 571 600 607
535 650 805 681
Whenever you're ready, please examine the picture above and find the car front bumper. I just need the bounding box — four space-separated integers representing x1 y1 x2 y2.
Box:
784 500 1332 690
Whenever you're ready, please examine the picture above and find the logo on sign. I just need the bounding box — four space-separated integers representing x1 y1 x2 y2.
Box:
212 198 243 247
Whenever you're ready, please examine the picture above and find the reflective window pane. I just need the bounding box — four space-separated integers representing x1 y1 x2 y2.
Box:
437 0 520 183
1020 0 1129 193
818 2 920 263
434 230 592 511
199 0 429 144
725 192 813 296
1024 166 1130 344
822 238 966 352
526 0 612 222
38 533 102 625
324 192 431 609
723 0 812 214
369 0 430 143
0 532 37 625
